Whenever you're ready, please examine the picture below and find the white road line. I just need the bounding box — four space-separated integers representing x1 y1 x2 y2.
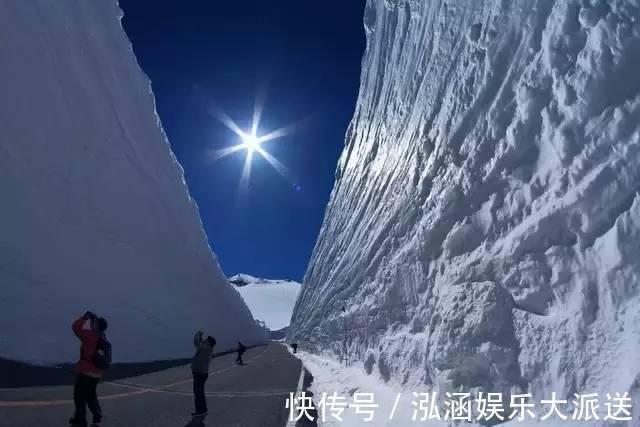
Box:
0 346 271 407
285 361 306 427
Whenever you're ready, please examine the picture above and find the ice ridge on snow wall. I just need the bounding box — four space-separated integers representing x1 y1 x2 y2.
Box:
290 0 640 407
0 0 265 363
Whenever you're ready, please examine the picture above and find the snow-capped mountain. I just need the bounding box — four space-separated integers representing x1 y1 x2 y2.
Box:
290 0 640 408
230 274 301 332
0 0 265 363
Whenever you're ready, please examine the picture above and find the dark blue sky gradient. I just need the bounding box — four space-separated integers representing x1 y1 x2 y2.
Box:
120 1 366 280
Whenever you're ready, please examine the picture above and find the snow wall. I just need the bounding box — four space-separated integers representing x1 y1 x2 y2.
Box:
290 0 640 409
0 0 266 363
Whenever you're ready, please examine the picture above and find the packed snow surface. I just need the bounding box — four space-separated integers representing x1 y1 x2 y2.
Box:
296 350 573 426
0 0 265 363
229 274 301 331
294 350 422 426
290 0 640 419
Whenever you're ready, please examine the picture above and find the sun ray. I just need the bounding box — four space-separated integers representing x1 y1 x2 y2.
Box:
255 117 310 144
209 144 246 161
207 104 245 138
254 145 294 182
251 85 269 136
238 149 254 194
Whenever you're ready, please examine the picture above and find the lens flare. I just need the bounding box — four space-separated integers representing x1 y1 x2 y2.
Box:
207 92 307 193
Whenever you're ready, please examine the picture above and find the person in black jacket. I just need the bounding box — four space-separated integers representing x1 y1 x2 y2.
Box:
191 331 216 417
236 342 246 365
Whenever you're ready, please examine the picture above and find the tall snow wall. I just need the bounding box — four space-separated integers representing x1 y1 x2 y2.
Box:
0 0 266 363
290 0 640 406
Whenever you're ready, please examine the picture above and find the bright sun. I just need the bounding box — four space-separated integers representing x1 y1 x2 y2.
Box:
241 132 260 153
208 94 304 192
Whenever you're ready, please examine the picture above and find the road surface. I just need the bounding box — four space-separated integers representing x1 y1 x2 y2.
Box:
0 343 304 427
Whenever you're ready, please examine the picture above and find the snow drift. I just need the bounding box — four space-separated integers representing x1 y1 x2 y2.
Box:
229 274 301 331
290 0 640 413
0 0 265 363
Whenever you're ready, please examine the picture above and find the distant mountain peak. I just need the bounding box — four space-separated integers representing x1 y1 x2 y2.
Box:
230 274 301 332
229 274 298 287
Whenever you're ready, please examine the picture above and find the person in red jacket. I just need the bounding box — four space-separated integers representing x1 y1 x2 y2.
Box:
69 311 108 427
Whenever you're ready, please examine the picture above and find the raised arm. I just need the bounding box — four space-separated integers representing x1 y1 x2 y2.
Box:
72 315 89 340
193 331 204 348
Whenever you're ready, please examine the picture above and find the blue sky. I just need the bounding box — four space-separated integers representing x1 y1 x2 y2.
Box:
120 1 366 281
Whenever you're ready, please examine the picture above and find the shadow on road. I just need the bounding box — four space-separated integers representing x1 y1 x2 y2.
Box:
0 344 267 388
1 344 296 427
295 368 318 427
0 357 190 388
184 415 206 427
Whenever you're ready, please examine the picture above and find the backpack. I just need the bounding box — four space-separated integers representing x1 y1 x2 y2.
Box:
92 337 112 370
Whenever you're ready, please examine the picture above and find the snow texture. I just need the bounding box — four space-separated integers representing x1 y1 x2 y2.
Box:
0 0 266 364
290 0 640 420
294 350 422 426
229 274 301 331
297 349 583 427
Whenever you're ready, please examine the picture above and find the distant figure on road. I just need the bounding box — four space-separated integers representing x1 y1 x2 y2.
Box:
291 343 298 354
191 331 216 417
69 311 110 427
236 341 246 365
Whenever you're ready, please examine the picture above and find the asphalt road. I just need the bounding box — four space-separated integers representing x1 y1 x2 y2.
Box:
0 343 303 427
